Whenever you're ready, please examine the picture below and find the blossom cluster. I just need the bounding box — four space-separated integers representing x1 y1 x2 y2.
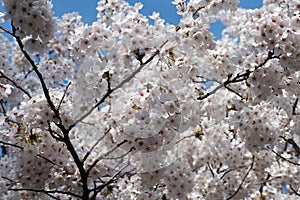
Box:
2 0 56 52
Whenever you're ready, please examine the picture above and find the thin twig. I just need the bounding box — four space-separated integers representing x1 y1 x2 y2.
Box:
0 140 24 149
290 185 300 196
176 134 195 144
46 120 64 141
198 51 281 100
268 146 300 166
113 48 161 91
207 162 215 177
279 136 300 157
43 193 60 200
198 84 223 100
192 6 205 18
220 165 248 180
57 82 71 111
24 69 34 79
0 72 31 98
1 176 18 184
227 155 255 200
104 146 135 160
259 173 271 198
82 127 111 163
292 97 299 115
224 85 244 99
90 163 130 199
12 23 65 130
37 154 59 167
11 19 88 200
0 100 6 114
86 140 128 175
68 41 168 131
0 26 13 35
9 188 82 199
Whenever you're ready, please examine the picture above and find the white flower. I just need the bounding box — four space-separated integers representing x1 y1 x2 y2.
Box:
0 12 5 23
2 0 56 51
0 83 13 98
149 12 160 20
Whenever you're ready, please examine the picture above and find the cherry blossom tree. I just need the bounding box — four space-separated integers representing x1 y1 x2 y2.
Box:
0 0 299 199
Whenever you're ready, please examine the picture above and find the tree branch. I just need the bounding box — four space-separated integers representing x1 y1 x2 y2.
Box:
12 24 65 130
90 163 130 199
192 6 205 18
0 100 6 114
268 146 300 166
227 155 255 200
207 162 215 178
198 51 281 100
46 120 64 142
57 82 71 111
0 140 24 149
82 127 111 163
0 26 13 35
290 185 300 196
9 188 82 199
220 165 248 180
0 71 31 98
68 41 167 131
279 136 300 157
103 146 135 160
86 140 128 176
292 97 299 115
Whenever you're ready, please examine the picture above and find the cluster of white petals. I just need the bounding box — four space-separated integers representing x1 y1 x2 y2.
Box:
2 0 56 52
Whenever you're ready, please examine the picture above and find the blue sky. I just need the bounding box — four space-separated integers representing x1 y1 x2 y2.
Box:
0 0 262 40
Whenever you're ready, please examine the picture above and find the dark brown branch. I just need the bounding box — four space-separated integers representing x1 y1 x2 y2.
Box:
12 24 65 130
0 72 31 98
46 120 64 142
68 42 167 131
207 162 215 177
1 176 17 183
220 165 248 180
57 82 71 111
192 6 205 18
67 82 112 131
292 97 299 115
43 193 60 200
0 100 6 114
0 26 13 35
259 173 271 198
227 155 255 200
224 85 244 99
90 163 130 199
113 48 162 92
24 69 34 79
198 51 281 100
290 185 300 196
0 140 24 149
268 146 300 166
104 146 135 160
9 188 82 199
82 127 111 163
9 23 168 199
279 136 300 157
63 133 90 199
10 24 89 198
86 140 128 176
0 140 64 171
37 154 59 167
